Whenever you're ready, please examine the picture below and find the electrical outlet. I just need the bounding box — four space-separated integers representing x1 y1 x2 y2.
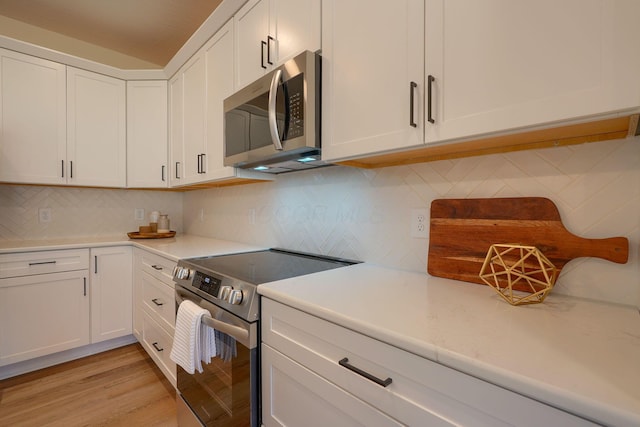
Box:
38 208 52 223
410 208 428 238
134 208 145 221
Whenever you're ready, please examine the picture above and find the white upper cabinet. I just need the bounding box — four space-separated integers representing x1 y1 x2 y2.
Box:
126 80 168 188
169 51 208 186
0 49 67 185
321 0 425 162
204 19 239 181
168 73 184 186
67 67 126 187
424 0 640 144
234 0 321 90
180 54 207 184
169 20 272 187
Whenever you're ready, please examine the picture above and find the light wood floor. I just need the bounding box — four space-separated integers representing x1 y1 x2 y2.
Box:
0 344 177 427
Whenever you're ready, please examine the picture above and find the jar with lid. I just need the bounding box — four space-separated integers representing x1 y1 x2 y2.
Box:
157 214 170 233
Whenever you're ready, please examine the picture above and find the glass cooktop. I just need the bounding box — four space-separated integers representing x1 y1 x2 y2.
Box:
186 249 359 285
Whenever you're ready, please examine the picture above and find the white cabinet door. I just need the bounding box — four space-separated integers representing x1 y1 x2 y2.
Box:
269 0 321 65
234 0 270 90
204 19 238 181
0 270 90 366
321 0 425 162
126 80 168 188
90 246 132 344
169 73 184 186
262 344 403 427
0 48 67 185
181 53 207 184
67 67 126 187
424 0 640 144
235 0 321 90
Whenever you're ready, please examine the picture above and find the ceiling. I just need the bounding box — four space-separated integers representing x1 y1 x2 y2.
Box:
0 0 223 68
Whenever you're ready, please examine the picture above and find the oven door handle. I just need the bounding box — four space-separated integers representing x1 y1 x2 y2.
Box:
175 291 249 344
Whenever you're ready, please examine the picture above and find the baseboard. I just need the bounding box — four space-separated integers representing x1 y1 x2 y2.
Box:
0 335 138 380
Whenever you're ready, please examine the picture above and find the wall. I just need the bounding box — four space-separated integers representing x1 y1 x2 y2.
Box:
0 186 183 240
184 137 640 307
0 137 637 307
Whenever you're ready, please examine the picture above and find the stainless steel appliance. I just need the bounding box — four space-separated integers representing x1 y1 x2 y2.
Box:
172 249 359 426
223 50 327 174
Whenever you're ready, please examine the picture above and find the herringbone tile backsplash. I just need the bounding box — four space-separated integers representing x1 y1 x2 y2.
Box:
0 186 183 240
1 137 638 306
183 137 640 307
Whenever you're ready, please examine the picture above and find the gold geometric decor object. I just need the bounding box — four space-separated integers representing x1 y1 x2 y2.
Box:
479 244 558 306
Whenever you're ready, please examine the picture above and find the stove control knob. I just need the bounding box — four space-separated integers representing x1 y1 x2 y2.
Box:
175 267 192 280
219 286 232 301
228 289 243 305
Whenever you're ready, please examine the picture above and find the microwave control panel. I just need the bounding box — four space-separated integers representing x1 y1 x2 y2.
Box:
284 73 304 140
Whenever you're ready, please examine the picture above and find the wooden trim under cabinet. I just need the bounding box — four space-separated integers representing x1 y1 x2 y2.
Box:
339 114 639 169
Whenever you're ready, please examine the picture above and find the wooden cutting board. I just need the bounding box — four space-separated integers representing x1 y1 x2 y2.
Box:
427 197 629 286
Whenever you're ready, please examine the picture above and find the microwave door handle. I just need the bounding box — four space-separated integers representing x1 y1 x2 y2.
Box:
268 69 284 150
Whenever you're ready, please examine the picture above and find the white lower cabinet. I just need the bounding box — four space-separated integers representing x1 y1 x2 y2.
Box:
142 313 176 385
0 249 90 366
262 344 402 426
261 298 596 427
133 248 177 386
90 246 133 343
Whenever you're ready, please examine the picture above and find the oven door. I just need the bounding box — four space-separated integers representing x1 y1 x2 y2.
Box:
175 286 259 427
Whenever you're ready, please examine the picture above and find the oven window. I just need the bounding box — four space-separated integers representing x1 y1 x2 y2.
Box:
178 330 258 426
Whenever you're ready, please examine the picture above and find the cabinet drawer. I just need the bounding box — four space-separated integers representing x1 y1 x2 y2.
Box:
142 313 176 386
0 249 90 278
262 343 403 427
142 269 175 334
262 299 595 427
139 251 176 285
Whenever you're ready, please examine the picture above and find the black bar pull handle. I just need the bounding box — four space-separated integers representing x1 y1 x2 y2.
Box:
151 265 163 271
70 160 74 178
339 358 392 387
427 75 435 124
161 165 165 182
175 161 181 179
200 153 205 174
267 35 275 65
94 255 98 274
61 160 64 178
151 298 164 306
83 277 87 296
29 260 56 266
152 342 163 352
409 81 417 128
261 41 267 69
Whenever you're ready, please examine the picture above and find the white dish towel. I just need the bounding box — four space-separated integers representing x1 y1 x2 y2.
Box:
170 299 217 374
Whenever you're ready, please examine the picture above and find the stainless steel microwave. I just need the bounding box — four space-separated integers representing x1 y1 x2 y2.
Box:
223 50 328 174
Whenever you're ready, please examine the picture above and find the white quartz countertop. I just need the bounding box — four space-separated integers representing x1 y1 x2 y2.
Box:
258 263 640 427
0 234 264 261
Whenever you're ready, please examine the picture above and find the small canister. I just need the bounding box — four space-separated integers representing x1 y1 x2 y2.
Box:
149 211 159 232
157 214 170 233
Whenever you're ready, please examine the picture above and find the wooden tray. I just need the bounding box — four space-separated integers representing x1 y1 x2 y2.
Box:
127 231 176 239
427 197 629 287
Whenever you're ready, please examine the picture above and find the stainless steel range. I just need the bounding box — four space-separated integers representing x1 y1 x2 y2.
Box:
172 248 359 427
